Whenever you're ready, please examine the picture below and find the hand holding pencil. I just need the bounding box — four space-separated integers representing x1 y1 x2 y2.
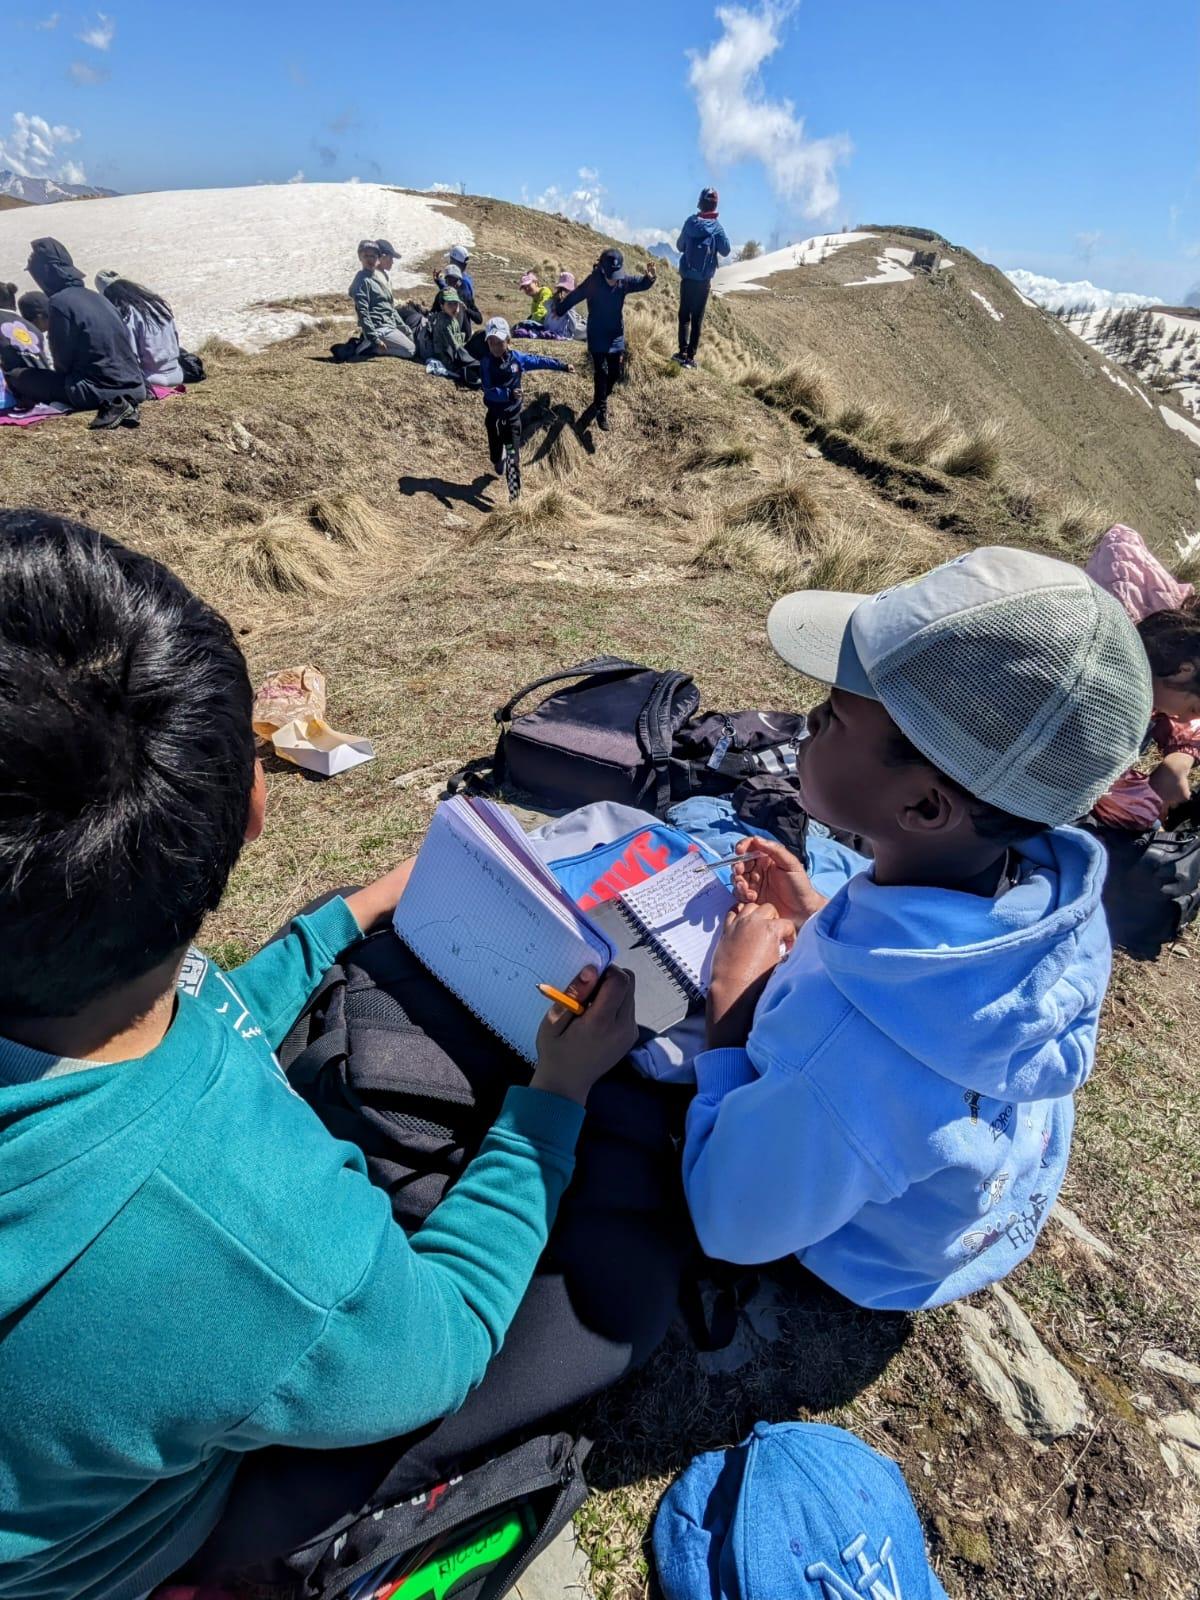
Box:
530 964 638 1106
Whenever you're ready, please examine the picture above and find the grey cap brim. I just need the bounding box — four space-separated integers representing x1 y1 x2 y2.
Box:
766 590 877 698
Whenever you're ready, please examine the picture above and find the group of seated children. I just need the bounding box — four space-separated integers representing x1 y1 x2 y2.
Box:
0 239 192 429
347 237 659 494
0 504 1156 1599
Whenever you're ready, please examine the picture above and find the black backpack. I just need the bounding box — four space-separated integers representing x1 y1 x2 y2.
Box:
1082 815 1200 961
448 657 806 816
178 349 206 384
274 928 688 1598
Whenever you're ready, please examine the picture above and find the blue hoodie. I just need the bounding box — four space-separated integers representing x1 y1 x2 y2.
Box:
676 214 732 282
683 828 1109 1310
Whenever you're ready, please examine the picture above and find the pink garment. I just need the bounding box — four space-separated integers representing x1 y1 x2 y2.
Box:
1088 524 1198 829
150 383 186 399
1085 523 1194 623
0 402 70 427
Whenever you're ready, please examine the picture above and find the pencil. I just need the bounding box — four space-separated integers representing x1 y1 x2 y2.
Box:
697 850 766 871
536 982 585 1016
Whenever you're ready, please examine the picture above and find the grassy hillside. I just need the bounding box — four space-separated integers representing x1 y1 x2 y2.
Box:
1 191 1198 1598
721 229 1200 553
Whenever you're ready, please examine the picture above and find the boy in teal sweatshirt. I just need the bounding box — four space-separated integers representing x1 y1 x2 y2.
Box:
0 509 635 1600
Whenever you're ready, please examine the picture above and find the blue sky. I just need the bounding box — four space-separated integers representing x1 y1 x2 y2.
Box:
3 0 1197 303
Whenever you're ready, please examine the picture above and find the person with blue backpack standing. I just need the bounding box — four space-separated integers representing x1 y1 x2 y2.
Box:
674 186 731 368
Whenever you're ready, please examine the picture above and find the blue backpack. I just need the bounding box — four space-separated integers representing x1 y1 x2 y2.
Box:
681 221 718 279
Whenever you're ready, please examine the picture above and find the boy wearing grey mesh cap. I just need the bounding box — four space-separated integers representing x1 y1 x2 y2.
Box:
682 547 1152 1310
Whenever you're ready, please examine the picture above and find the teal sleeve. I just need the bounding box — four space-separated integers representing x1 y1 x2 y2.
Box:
228 896 364 1049
227 1086 585 1448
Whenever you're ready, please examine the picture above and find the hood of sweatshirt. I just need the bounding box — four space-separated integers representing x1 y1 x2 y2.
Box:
27 236 84 296
0 1007 215 1320
808 826 1108 1102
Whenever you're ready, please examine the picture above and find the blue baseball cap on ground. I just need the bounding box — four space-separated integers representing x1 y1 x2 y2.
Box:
654 1422 949 1600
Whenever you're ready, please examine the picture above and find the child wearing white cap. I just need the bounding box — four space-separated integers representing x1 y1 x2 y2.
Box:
479 316 569 500
683 547 1152 1310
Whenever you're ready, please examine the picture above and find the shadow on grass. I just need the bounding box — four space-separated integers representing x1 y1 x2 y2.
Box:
575 1260 912 1493
397 472 497 511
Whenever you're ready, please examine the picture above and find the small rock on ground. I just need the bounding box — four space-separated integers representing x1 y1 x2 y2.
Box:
955 1284 1090 1444
1142 1348 1200 1387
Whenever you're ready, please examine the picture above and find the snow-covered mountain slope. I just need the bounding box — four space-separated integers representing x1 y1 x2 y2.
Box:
715 232 873 294
0 182 471 349
0 168 117 204
1054 306 1200 420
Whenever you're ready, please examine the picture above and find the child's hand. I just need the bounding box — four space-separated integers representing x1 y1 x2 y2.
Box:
707 902 795 1050
645 261 658 281
531 966 637 1106
345 859 417 934
733 836 828 928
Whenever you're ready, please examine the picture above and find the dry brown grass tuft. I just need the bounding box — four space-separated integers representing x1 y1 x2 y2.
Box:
196 335 245 360
727 470 823 544
538 421 589 482
223 515 342 597
937 419 1003 479
1001 474 1046 527
304 491 396 554
747 360 834 419
469 484 577 542
1175 542 1200 586
803 516 917 592
681 437 755 471
1048 494 1107 554
886 404 958 466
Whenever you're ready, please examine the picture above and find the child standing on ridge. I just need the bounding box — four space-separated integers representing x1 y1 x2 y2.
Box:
479 315 569 499
674 186 731 367
683 547 1153 1311
555 248 656 430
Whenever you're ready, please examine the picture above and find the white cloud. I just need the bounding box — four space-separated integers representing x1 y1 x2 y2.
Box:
60 160 87 185
37 12 61 29
1074 229 1102 262
529 167 672 248
287 169 306 184
69 60 110 85
0 111 83 179
686 2 851 220
425 181 459 194
78 13 115 50
1005 268 1158 314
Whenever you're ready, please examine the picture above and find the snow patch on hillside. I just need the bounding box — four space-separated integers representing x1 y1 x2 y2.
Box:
971 290 1004 322
844 251 914 287
1160 405 1200 449
0 183 472 350
715 232 870 295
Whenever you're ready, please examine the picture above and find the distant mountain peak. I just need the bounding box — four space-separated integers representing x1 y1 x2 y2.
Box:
0 169 118 205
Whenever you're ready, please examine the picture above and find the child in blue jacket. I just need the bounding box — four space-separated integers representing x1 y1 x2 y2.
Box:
684 547 1153 1311
479 316 569 499
555 248 655 430
674 186 731 366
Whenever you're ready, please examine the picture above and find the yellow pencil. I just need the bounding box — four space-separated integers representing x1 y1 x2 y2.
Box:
536 982 585 1017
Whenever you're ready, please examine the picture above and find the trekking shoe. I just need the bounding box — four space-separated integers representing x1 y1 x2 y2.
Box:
89 398 134 430
684 357 698 369
671 351 687 365
596 410 609 432
120 404 142 429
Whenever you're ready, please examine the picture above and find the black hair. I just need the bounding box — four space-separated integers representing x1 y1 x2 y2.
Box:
17 290 49 322
1137 604 1200 690
100 277 175 326
0 510 256 1019
883 725 1051 844
0 281 16 310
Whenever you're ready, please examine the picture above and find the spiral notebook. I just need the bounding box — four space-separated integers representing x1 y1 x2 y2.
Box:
392 799 732 1058
588 854 733 1033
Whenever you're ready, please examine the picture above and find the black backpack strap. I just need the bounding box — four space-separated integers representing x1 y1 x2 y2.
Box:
494 657 646 724
286 1025 351 1090
278 960 348 1077
637 671 694 815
